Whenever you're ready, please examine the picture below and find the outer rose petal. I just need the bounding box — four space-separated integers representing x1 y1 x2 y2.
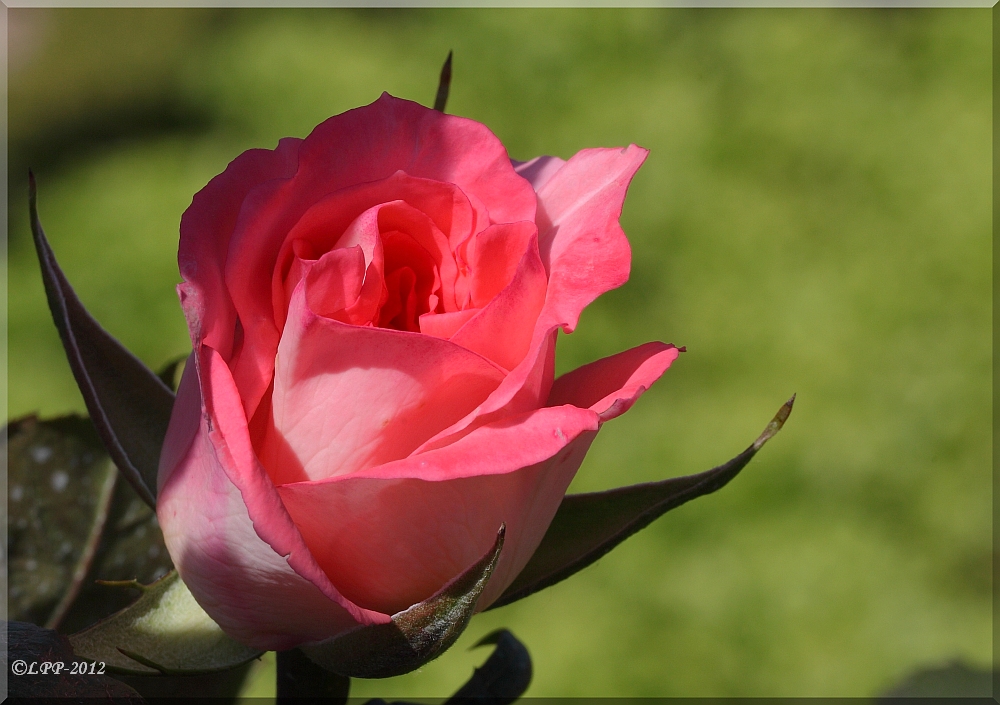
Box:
276 405 600 615
547 342 681 421
178 137 301 359
157 354 388 650
534 145 648 332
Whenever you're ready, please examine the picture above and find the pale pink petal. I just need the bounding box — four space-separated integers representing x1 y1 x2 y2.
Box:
157 352 200 496
547 342 682 421
157 349 387 650
276 405 600 615
295 95 535 227
450 234 548 372
534 145 648 332
512 155 566 193
258 284 506 485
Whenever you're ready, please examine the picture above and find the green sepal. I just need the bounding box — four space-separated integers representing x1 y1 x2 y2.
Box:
29 173 175 509
490 396 795 609
433 50 453 112
68 570 262 676
301 524 505 679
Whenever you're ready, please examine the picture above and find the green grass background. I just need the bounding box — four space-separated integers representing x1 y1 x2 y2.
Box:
7 8 991 698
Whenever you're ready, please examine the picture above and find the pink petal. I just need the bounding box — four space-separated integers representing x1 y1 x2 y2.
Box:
414 324 559 454
178 137 301 359
377 197 458 307
534 145 649 332
275 404 600 615
296 95 535 226
450 233 548 372
416 148 649 449
157 348 387 650
547 342 682 421
257 283 506 485
418 308 480 339
466 221 538 309
289 245 367 324
228 167 495 420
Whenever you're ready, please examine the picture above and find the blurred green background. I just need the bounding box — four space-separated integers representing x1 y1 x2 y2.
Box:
7 8 991 699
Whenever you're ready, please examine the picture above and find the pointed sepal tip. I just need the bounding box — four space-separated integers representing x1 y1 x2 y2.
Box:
753 393 795 450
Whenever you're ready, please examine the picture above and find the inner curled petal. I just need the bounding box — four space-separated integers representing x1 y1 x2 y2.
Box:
376 226 445 332
271 173 484 335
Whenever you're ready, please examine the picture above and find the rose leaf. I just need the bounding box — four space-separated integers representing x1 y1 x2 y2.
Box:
444 629 532 703
7 414 176 635
68 570 262 676
5 620 142 701
29 172 175 509
489 395 795 609
301 524 505 679
6 415 119 629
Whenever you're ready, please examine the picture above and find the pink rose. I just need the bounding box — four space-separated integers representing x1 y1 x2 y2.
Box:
156 93 680 651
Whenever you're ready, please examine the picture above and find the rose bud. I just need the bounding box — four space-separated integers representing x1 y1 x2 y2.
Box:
156 94 680 652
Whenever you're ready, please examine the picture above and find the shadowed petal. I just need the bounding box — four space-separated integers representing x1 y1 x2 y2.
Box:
157 349 388 650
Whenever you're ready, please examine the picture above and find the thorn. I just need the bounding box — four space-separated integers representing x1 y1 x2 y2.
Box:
95 578 150 592
433 50 453 113
677 345 687 353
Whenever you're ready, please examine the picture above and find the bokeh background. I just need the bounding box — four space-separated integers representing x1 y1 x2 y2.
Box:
6 8 991 699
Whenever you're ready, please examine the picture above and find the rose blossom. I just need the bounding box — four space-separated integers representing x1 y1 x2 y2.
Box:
156 93 680 650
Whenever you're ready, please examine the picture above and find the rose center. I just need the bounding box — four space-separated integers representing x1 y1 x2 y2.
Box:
376 230 442 332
